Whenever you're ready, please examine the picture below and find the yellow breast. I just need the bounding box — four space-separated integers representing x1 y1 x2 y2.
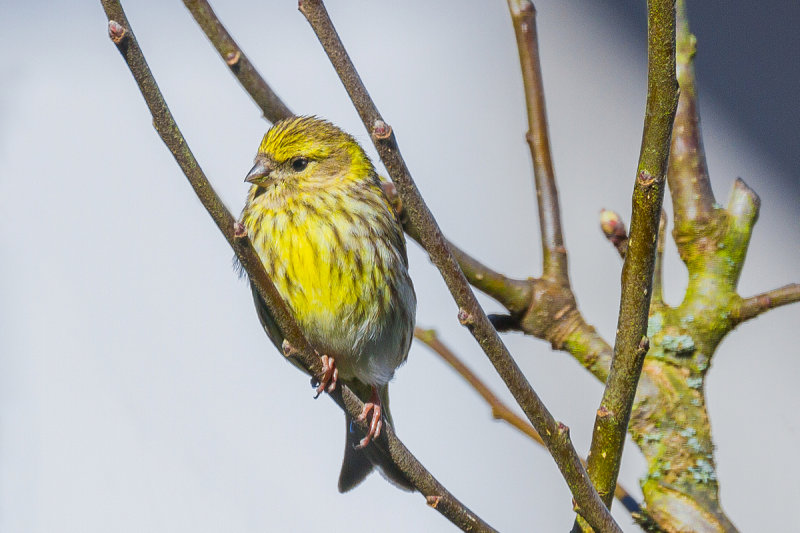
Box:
240 179 414 384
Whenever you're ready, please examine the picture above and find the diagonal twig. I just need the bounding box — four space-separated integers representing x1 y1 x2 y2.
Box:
298 1 621 530
99 3 496 531
414 327 643 516
183 0 292 123
734 283 800 324
580 0 679 521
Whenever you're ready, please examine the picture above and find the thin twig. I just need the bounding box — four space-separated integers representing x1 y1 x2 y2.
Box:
384 181 533 317
581 0 679 518
414 328 544 445
298 1 621 530
506 0 568 283
182 0 292 123
384 182 616 382
734 284 800 324
100 3 495 531
414 327 643 515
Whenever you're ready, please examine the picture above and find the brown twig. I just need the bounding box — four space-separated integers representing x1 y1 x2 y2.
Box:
414 327 643 516
667 0 715 231
182 0 292 123
414 328 543 445
506 0 568 282
382 181 617 383
734 283 800 324
298 1 621 530
581 0 679 518
100 3 495 531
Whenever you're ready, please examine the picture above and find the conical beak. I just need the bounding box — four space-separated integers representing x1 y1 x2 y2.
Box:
245 160 272 184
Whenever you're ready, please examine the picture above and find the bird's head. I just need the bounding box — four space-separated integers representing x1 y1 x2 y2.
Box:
245 116 374 191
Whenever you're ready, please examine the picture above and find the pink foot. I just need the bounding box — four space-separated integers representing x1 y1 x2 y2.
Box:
355 387 382 449
313 354 338 398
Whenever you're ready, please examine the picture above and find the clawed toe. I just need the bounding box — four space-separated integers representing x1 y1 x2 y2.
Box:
355 387 383 449
313 354 338 398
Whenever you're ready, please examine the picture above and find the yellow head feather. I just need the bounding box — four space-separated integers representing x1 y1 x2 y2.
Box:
257 116 374 180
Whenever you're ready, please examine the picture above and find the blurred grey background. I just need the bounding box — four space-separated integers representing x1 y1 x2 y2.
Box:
1 1 797 532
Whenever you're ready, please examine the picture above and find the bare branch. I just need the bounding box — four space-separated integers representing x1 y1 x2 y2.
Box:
183 0 292 123
582 0 679 514
415 328 543 445
734 284 800 324
667 0 716 230
383 182 533 316
298 1 621 530
414 327 643 516
100 3 495 531
506 0 568 282
383 181 615 383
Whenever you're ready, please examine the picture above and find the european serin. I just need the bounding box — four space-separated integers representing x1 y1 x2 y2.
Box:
239 116 416 492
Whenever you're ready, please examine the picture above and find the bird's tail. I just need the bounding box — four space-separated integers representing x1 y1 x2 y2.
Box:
338 384 414 493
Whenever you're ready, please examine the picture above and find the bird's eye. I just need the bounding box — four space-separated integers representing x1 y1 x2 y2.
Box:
291 157 309 172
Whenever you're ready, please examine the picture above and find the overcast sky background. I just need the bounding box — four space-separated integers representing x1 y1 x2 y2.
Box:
1 1 798 532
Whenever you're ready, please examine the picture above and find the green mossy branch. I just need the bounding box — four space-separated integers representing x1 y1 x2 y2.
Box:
457 2 796 531
581 0 679 523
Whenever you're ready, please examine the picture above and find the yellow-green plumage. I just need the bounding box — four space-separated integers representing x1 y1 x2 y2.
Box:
240 116 415 492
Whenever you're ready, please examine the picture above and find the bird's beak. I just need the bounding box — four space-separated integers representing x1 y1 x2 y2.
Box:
245 160 273 184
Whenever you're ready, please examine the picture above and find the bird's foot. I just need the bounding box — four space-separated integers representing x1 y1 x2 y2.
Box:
313 354 338 398
355 387 382 449
282 341 338 399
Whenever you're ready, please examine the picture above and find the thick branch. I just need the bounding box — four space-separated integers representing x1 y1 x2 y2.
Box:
506 0 568 282
298 1 620 530
183 0 292 123
100 3 494 531
734 284 800 324
414 327 642 516
667 0 715 229
583 0 678 513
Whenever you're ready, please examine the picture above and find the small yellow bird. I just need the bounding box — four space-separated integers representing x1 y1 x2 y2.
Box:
239 116 416 492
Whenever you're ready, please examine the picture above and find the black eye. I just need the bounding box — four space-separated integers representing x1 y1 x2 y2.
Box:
291 157 309 172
